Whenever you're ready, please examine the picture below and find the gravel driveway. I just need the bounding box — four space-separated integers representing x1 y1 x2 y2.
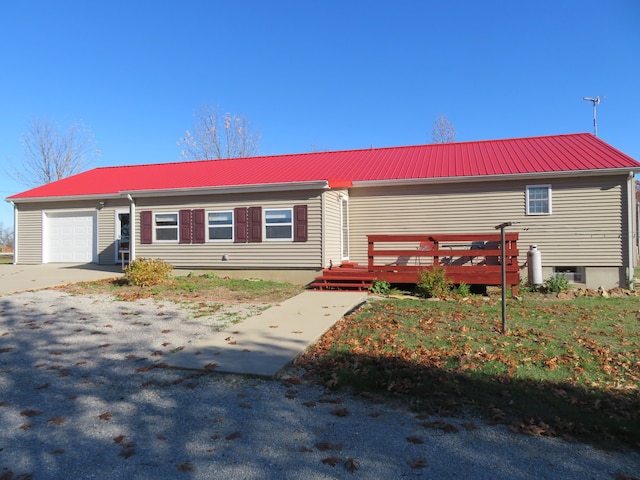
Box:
1 290 638 479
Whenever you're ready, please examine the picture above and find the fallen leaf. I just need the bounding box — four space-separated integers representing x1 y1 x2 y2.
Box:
19 423 33 430
406 436 423 444
226 431 241 441
162 329 171 334
119 447 136 458
315 441 334 451
48 416 65 425
302 401 316 408
300 446 313 453
177 462 194 472
20 409 42 417
408 458 427 469
114 435 126 444
330 407 349 417
322 456 342 467
49 449 65 455
99 412 112 421
344 458 360 472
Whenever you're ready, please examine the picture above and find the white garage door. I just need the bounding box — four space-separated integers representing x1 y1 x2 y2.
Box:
46 212 96 263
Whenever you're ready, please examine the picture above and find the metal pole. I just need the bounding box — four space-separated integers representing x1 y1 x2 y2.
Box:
593 102 598 137
495 222 513 334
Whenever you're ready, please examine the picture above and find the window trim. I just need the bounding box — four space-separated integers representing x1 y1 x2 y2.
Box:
264 207 294 241
526 184 552 215
206 210 234 242
154 212 179 243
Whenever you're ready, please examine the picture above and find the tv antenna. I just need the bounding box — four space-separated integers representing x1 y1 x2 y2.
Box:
583 96 601 136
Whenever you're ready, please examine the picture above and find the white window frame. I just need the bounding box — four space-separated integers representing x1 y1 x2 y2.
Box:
154 212 179 243
207 210 234 242
526 184 552 215
264 208 293 241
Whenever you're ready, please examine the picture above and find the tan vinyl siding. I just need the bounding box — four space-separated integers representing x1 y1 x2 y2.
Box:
134 190 323 269
15 205 43 264
349 176 627 268
322 190 345 268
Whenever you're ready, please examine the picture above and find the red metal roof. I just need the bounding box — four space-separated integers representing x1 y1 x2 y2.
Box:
8 133 640 200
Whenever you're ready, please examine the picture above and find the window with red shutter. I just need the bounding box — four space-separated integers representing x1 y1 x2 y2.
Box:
141 211 153 244
193 209 206 244
248 206 262 243
179 209 192 244
234 208 248 243
293 205 308 242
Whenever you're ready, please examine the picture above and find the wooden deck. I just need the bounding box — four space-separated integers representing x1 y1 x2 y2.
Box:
310 233 520 294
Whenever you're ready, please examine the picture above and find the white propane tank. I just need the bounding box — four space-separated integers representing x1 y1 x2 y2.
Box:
527 245 543 286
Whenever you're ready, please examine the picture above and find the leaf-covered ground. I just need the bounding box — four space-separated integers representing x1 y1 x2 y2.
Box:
296 295 640 450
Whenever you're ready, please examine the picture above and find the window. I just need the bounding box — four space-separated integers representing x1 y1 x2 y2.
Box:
553 266 584 283
154 213 178 241
208 210 233 241
526 185 552 215
264 208 293 240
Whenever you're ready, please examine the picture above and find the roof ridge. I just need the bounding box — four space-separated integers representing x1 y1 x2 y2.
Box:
91 133 595 171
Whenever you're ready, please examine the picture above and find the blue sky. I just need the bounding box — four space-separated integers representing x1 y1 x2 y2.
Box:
1 0 639 229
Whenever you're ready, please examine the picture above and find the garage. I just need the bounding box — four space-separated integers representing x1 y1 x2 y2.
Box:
45 211 97 263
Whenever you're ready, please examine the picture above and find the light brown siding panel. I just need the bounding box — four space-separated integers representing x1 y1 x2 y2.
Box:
133 190 324 269
349 177 626 268
15 207 42 264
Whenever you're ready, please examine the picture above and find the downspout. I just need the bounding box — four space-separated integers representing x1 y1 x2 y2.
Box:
10 201 17 265
626 172 635 289
127 194 136 262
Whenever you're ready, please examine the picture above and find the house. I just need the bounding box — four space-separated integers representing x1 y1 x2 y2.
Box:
6 133 640 289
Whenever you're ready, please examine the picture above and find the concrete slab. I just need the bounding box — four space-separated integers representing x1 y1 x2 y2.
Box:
0 263 124 295
167 291 367 378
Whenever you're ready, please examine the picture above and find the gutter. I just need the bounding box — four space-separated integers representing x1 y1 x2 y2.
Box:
627 172 635 289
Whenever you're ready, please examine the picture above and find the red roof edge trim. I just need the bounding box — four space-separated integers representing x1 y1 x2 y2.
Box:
327 179 353 188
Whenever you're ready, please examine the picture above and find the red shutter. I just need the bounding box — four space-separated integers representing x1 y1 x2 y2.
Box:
234 207 248 243
293 205 308 242
193 209 206 244
248 206 262 243
141 211 153 244
179 209 192 244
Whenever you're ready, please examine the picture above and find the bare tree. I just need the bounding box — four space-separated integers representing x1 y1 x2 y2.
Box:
178 104 261 160
431 115 457 144
12 118 99 187
0 222 14 251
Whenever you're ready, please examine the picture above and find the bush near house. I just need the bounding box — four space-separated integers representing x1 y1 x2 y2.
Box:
124 258 173 287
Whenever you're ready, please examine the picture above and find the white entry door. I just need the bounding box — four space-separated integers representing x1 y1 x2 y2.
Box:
46 212 97 263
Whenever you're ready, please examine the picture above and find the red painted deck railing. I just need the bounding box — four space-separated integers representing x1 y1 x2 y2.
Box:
367 233 520 293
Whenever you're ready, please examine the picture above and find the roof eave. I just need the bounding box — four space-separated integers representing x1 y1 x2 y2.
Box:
6 192 124 204
352 167 640 188
122 180 331 198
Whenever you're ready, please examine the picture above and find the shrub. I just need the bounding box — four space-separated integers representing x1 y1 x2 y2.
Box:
452 282 471 298
125 258 173 287
418 266 451 298
544 273 570 294
369 280 391 296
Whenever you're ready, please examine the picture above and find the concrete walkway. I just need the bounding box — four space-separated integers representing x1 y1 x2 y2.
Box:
167 291 367 378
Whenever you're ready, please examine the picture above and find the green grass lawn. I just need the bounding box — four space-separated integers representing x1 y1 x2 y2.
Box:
297 295 640 450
